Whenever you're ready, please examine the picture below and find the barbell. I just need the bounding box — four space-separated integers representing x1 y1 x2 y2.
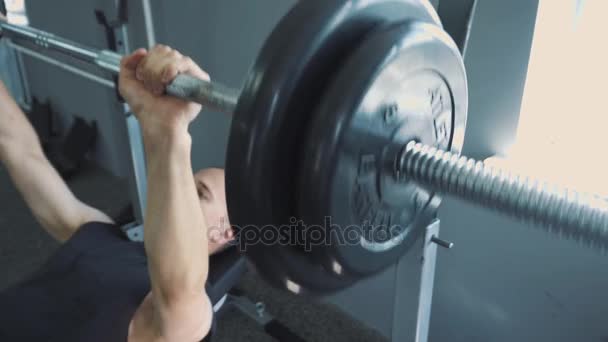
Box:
2 0 607 295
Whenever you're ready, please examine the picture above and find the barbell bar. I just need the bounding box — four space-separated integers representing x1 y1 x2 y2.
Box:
1 0 606 295
400 142 608 248
0 21 240 113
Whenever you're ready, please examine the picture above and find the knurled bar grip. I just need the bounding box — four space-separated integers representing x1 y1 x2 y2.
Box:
165 75 238 113
399 142 608 250
0 21 239 113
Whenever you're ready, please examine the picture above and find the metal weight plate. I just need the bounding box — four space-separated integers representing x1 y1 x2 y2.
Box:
226 0 441 294
299 21 468 277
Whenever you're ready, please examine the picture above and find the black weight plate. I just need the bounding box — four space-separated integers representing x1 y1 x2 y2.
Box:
299 21 468 277
226 0 441 294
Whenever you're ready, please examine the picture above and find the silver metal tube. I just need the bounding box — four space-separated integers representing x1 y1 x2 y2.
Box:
399 142 608 251
166 75 239 113
8 42 116 89
1 22 240 113
1 22 98 63
141 0 157 48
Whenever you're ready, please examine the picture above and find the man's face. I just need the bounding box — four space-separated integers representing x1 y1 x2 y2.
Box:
194 168 233 254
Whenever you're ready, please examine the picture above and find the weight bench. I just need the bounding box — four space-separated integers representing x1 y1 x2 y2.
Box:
207 246 248 312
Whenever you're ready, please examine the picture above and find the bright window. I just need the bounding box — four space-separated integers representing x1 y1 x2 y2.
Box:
488 0 608 196
4 0 29 25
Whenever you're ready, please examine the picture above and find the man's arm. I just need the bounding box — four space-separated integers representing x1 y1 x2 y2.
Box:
141 121 211 340
120 47 212 341
0 81 112 241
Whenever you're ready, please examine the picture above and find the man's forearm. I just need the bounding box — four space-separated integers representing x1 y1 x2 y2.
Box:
142 125 209 305
0 82 37 157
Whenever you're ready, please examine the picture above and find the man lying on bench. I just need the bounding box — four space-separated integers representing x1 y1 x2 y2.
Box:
0 44 234 341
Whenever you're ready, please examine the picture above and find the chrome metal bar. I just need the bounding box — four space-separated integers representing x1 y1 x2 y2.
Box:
399 142 608 251
1 22 240 113
141 0 157 48
8 42 116 88
391 219 440 342
1 22 98 62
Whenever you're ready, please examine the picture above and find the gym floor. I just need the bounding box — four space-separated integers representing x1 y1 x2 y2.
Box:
0 162 387 342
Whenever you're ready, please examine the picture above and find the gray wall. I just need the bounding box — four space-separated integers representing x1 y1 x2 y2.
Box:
430 1 608 341
18 0 608 341
432 199 608 342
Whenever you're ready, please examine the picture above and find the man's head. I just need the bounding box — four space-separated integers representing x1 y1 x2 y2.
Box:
194 168 233 254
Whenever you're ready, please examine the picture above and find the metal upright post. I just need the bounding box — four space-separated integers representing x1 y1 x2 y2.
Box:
119 0 158 241
392 219 445 342
100 0 151 241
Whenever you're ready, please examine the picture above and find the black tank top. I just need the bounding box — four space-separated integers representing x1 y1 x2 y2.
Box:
0 222 212 342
